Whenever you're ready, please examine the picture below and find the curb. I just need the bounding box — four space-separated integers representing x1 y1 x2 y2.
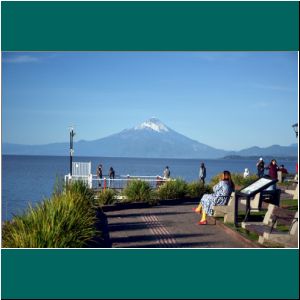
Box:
102 197 199 212
215 219 263 248
87 208 112 248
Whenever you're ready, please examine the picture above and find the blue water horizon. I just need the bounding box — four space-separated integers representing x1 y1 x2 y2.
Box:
2 154 298 221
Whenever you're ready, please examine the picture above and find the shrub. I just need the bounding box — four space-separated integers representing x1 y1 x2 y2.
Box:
157 179 188 200
123 180 153 202
187 181 213 198
96 189 117 206
65 180 95 203
210 173 258 190
2 181 98 248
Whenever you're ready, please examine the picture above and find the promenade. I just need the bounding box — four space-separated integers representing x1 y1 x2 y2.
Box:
105 202 255 248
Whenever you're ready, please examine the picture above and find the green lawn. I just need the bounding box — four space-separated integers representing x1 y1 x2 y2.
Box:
280 199 298 210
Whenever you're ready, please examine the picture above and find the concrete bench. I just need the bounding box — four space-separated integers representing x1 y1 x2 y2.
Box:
213 193 236 223
284 173 298 200
242 204 298 247
213 191 269 224
285 184 298 200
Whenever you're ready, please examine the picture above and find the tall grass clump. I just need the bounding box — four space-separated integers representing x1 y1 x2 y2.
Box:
210 173 258 190
65 180 95 202
187 181 213 198
157 179 188 200
123 180 153 202
96 189 117 206
2 181 98 248
52 175 65 197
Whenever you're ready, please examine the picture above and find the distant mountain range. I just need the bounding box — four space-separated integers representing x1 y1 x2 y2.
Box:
2 118 298 159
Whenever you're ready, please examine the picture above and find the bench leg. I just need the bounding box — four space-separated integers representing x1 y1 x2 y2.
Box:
224 212 235 224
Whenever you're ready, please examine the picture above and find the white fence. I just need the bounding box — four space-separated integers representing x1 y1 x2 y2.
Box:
65 162 93 188
65 164 170 190
72 162 91 176
65 162 173 189
91 175 169 190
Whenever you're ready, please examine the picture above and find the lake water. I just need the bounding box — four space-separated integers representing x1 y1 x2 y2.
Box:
1 155 298 221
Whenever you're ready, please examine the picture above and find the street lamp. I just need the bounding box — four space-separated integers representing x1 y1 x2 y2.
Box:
292 123 298 138
69 127 75 175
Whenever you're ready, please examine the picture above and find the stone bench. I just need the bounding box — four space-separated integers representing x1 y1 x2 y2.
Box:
213 191 268 224
242 204 298 247
212 193 236 223
285 184 298 200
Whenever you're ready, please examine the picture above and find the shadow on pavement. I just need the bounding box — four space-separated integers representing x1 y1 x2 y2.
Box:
107 211 191 218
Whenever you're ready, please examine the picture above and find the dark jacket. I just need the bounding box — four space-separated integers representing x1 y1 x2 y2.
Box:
109 168 115 179
268 163 278 180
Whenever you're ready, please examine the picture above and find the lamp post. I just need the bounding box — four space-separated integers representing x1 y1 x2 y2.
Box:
292 123 298 138
291 123 298 177
69 127 75 175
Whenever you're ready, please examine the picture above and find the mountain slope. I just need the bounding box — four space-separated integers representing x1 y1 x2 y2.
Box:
73 119 228 158
2 118 298 158
235 144 298 157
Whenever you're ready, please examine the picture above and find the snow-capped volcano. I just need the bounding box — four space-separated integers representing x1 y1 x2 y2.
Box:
4 118 297 158
84 118 228 158
134 118 169 133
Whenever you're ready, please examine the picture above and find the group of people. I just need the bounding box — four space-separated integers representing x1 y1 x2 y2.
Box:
193 158 289 225
242 158 289 181
257 158 288 180
96 164 115 187
96 159 288 224
96 165 171 188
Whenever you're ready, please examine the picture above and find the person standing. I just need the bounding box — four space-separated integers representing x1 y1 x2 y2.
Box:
243 168 250 178
109 167 115 188
96 164 103 187
267 159 279 180
163 166 170 179
199 162 206 185
256 157 265 178
266 159 279 190
279 165 288 182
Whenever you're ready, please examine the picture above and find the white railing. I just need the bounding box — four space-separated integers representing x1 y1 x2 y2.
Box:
65 173 93 188
64 173 171 190
65 162 93 188
64 161 172 190
91 175 171 189
72 162 91 176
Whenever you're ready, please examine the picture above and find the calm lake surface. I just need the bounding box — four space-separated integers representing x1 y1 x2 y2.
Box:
1 155 298 221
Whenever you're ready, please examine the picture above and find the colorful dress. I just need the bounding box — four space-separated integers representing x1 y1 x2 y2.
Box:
200 180 233 216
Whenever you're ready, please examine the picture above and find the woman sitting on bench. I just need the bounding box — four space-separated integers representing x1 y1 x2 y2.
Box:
193 170 235 225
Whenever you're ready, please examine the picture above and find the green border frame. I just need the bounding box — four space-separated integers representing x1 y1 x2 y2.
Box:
1 1 299 51
2 249 299 299
1 1 299 299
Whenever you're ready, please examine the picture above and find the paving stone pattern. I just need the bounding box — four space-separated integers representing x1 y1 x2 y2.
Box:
106 202 250 248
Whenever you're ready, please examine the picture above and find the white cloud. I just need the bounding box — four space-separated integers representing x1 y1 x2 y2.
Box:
3 55 40 63
252 83 295 92
248 101 269 109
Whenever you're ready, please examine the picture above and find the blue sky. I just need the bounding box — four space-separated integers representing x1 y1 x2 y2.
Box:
1 52 298 151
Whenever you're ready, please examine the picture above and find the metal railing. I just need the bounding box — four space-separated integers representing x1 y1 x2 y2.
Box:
65 174 172 190
92 174 172 190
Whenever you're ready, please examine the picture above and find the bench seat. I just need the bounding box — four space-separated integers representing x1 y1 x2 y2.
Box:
242 204 298 247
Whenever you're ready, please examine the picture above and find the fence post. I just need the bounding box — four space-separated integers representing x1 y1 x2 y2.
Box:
67 173 72 185
88 174 93 189
104 177 107 190
277 171 282 183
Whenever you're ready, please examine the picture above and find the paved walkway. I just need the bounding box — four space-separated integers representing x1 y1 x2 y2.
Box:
105 202 251 248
